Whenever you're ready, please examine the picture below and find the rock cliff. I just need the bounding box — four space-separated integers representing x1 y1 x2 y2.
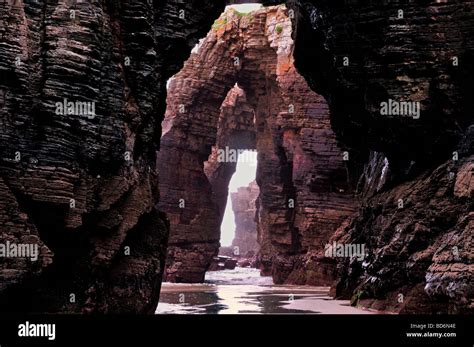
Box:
287 0 474 313
0 0 225 313
1 0 472 315
157 5 355 283
231 181 260 258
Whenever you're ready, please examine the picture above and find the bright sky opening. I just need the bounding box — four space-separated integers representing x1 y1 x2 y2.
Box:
226 4 263 13
220 151 258 246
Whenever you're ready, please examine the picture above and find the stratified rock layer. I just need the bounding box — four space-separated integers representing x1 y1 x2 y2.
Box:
2 0 470 315
289 0 474 172
288 0 474 313
231 181 260 258
0 0 225 313
158 6 355 283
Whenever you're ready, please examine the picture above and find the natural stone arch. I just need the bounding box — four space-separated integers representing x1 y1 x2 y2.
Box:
157 6 356 283
204 85 257 218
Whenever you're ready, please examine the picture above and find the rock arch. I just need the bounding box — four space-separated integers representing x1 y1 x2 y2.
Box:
157 6 356 283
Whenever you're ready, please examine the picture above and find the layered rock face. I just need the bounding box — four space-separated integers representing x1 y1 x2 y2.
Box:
289 0 474 171
231 181 260 258
0 0 225 313
3 0 469 315
329 154 473 313
158 5 355 283
287 0 474 313
159 85 255 283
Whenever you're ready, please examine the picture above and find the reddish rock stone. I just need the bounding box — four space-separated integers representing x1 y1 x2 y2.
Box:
231 181 260 258
157 6 355 284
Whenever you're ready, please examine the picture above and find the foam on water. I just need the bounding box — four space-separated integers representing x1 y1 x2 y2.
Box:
204 267 274 286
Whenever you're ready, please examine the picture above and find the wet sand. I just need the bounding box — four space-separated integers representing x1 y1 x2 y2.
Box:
156 268 378 314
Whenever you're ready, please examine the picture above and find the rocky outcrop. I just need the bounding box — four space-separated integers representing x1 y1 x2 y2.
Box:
287 0 474 313
157 5 355 283
208 255 238 271
0 0 225 313
329 154 473 313
159 86 254 283
231 181 259 258
289 0 474 173
3 0 471 315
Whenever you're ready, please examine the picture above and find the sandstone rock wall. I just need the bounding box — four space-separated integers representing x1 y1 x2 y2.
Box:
287 0 474 313
157 5 355 283
0 0 225 313
231 181 260 257
2 0 470 315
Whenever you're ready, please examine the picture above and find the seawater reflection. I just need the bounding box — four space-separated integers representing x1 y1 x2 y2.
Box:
156 268 376 314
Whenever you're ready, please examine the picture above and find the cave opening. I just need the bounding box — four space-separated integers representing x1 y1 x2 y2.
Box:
213 149 259 267
156 2 354 288
1 0 470 317
219 150 258 248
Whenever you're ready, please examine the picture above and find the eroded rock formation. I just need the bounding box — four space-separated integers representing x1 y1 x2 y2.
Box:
159 1 472 313
0 0 225 313
231 180 259 258
158 5 355 283
1 0 471 315
287 0 474 313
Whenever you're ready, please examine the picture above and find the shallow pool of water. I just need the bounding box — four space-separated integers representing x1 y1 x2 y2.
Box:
156 268 376 314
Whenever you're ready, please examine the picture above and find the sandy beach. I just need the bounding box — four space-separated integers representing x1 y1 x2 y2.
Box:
156 268 378 314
